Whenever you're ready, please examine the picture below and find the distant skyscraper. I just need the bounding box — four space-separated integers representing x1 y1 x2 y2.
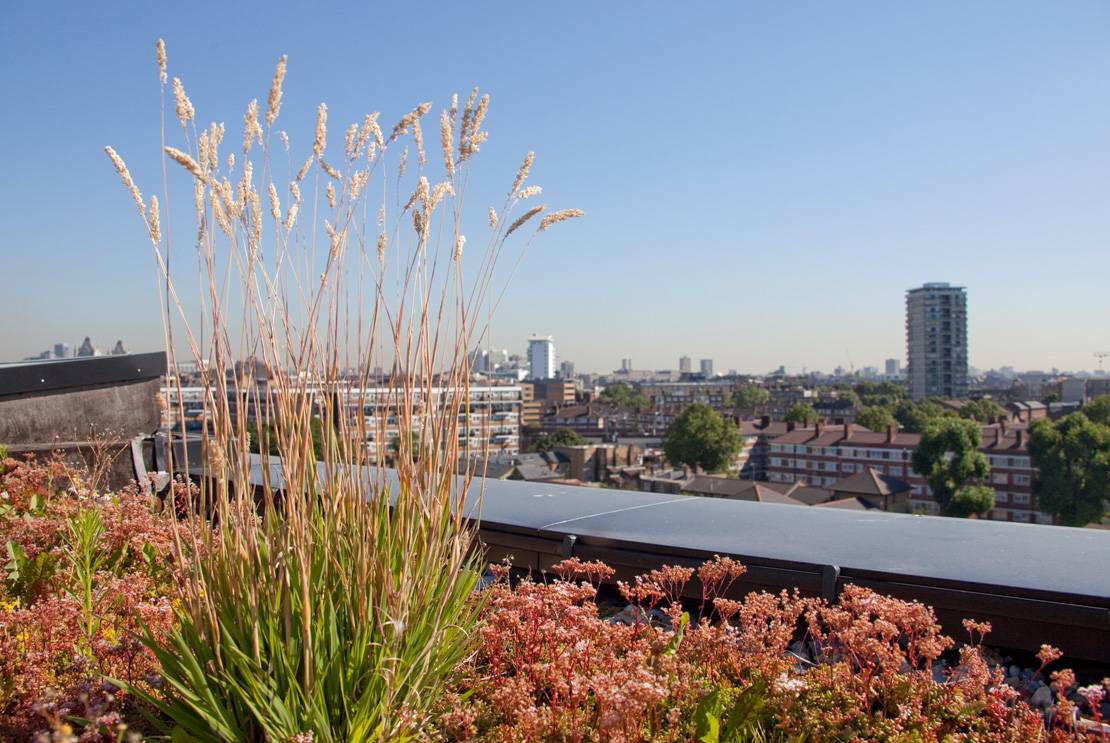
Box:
885 358 900 376
679 356 692 374
527 335 556 380
111 340 127 355
620 358 632 372
699 359 714 377
906 283 968 400
76 337 96 357
53 343 70 359
559 360 575 379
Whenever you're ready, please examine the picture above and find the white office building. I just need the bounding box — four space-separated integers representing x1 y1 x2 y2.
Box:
528 335 556 380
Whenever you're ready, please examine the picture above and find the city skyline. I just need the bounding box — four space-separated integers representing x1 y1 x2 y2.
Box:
2 3 1110 371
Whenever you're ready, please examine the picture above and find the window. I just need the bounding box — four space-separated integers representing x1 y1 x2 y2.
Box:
1012 493 1030 505
1013 475 1031 485
889 466 903 476
992 473 1007 485
995 492 1008 504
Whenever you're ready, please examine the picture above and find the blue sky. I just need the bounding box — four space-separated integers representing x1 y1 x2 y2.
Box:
2 1 1109 373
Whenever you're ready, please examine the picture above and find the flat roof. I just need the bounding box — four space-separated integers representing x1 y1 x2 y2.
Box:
200 452 1109 605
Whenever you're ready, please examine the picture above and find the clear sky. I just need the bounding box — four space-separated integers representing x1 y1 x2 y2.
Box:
2 1 1109 374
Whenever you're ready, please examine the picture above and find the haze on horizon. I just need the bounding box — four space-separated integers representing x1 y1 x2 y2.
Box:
1 2 1108 374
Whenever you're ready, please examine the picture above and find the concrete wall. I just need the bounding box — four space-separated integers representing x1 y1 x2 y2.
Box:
0 378 162 489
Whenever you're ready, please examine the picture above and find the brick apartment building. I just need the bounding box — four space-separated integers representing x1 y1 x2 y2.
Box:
765 421 1045 523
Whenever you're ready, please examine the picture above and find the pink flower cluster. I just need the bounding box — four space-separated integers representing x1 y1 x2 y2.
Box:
0 455 185 740
436 556 1105 742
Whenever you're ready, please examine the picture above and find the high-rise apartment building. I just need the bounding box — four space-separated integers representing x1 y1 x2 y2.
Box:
527 335 556 380
884 358 900 376
699 358 714 377
679 356 692 374
53 343 70 359
906 283 968 400
559 360 575 379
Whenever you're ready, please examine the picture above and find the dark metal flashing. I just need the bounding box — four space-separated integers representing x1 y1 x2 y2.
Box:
0 352 166 398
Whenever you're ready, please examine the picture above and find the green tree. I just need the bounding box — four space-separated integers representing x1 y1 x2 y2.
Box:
732 385 770 410
663 403 741 472
599 383 649 410
1028 413 1110 526
854 381 907 409
894 399 954 433
949 484 998 518
959 398 1004 424
247 418 328 460
855 406 896 432
829 386 861 407
534 429 587 452
911 418 993 518
1083 395 1110 427
783 403 817 424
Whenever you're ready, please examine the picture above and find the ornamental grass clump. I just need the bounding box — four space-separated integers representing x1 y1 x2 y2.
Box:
106 40 579 741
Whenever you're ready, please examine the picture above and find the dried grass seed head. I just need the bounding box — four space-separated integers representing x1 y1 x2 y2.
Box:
313 102 328 157
440 109 454 177
268 182 281 221
320 158 341 180
265 54 287 127
164 146 206 180
285 201 299 232
243 99 263 155
510 151 534 196
390 101 432 142
155 39 167 85
345 122 357 160
505 204 545 237
147 194 161 246
104 146 145 219
539 208 584 231
295 155 314 181
172 77 194 126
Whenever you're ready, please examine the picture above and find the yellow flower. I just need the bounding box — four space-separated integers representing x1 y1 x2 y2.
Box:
0 599 17 612
102 626 118 643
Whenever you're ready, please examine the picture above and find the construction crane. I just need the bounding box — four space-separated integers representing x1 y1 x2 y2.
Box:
1096 352 1110 372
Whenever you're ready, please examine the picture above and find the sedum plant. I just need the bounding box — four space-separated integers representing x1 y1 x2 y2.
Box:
105 39 579 741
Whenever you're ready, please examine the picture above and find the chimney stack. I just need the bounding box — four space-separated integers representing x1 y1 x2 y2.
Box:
760 415 770 427
1017 429 1027 448
815 421 825 435
844 422 854 440
803 416 812 428
886 424 896 443
787 421 796 432
993 427 1003 448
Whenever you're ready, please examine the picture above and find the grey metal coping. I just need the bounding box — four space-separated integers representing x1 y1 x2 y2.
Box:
0 352 167 397
182 451 1110 607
